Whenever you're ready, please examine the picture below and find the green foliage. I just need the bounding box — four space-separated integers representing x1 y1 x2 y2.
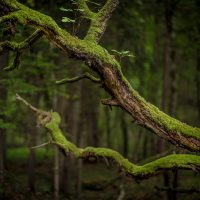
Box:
111 50 135 58
59 7 73 12
7 147 53 161
61 17 75 23
0 119 14 130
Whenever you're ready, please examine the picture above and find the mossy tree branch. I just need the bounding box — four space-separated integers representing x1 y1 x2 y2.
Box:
56 72 101 85
0 29 43 70
0 29 43 53
1 0 200 151
84 0 119 42
15 95 200 180
76 0 96 19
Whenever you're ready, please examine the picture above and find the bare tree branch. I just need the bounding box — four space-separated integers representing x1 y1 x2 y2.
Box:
101 98 119 106
16 94 39 113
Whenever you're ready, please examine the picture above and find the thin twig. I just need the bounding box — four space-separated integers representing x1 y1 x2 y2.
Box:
56 72 101 85
30 141 50 149
16 93 38 113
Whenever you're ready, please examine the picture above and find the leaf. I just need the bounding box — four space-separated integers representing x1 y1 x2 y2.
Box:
111 49 120 54
111 49 135 59
87 0 101 6
75 8 85 12
61 17 75 23
60 7 73 12
70 0 77 5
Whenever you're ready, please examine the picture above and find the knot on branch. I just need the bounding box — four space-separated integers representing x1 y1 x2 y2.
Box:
101 98 119 106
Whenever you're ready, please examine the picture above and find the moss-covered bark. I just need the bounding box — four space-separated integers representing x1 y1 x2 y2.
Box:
37 110 200 179
1 0 200 151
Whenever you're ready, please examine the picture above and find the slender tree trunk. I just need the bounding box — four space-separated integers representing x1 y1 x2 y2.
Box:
60 96 70 195
163 1 177 200
105 107 111 148
132 129 143 162
196 13 200 121
27 94 40 192
85 81 99 147
0 51 8 185
75 77 86 199
142 133 148 159
120 111 128 157
197 57 200 121
52 79 60 200
28 140 36 192
54 146 60 200
153 0 165 154
169 31 178 200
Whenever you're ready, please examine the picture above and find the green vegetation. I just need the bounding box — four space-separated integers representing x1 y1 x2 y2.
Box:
1 0 200 200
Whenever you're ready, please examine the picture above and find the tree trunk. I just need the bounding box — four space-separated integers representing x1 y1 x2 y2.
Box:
28 94 40 192
75 76 86 199
105 106 111 148
197 57 200 122
196 7 200 122
54 146 60 200
120 110 128 157
28 119 37 192
0 51 8 185
163 1 177 199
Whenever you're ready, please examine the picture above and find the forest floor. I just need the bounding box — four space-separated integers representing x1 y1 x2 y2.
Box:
0 147 200 200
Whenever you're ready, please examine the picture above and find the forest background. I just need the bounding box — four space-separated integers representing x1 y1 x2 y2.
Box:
0 0 200 200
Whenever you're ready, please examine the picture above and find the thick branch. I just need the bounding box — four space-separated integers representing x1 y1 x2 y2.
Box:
84 0 119 42
15 98 200 179
56 72 101 85
2 0 200 151
76 0 96 19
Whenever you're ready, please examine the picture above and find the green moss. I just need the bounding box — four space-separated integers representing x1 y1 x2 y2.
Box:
125 82 200 141
83 147 137 173
45 112 81 157
133 154 200 177
12 0 121 70
145 103 200 139
37 111 200 178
